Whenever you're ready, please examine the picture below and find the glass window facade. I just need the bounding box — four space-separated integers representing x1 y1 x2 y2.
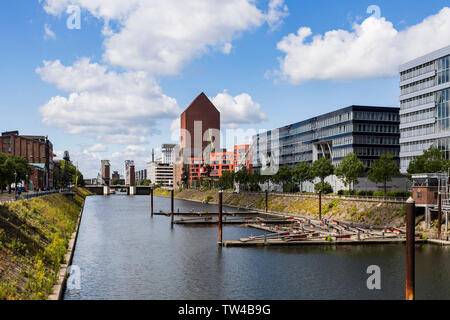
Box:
436 88 450 133
437 55 450 85
253 106 400 170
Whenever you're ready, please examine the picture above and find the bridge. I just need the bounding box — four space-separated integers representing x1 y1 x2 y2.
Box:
85 185 153 195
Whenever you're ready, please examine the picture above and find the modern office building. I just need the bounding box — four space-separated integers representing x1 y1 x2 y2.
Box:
1 131 55 190
253 106 400 173
147 160 174 187
136 169 147 182
162 144 177 165
399 46 450 173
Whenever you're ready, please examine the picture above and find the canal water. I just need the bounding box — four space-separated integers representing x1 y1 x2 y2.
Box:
64 195 450 300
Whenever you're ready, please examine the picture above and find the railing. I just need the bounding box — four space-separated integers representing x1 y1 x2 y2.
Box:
223 190 408 203
6 189 72 202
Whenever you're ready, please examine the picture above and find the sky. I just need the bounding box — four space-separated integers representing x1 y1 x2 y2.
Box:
1 0 450 178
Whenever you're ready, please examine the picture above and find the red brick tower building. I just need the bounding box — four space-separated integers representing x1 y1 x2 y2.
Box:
174 92 221 186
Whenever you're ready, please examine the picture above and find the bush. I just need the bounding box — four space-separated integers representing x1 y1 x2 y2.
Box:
204 195 214 204
314 182 333 194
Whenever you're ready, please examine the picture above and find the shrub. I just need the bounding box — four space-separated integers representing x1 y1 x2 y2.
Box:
204 195 214 204
314 182 333 194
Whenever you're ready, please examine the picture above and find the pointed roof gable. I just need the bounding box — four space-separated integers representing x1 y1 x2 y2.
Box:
182 92 219 115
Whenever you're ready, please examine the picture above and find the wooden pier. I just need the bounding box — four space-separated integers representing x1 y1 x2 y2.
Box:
174 217 293 225
154 211 259 217
223 238 427 247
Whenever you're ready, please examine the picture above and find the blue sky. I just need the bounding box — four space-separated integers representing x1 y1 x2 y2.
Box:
1 0 449 178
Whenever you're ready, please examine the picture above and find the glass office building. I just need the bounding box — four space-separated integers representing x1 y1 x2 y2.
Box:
252 105 400 172
399 46 450 173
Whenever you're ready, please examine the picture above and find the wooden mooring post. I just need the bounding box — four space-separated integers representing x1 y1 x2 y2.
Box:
265 190 268 213
406 197 415 300
150 187 154 217
218 190 223 245
318 190 322 221
438 193 442 240
171 189 174 227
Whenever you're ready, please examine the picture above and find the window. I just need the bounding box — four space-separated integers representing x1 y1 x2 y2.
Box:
417 192 422 199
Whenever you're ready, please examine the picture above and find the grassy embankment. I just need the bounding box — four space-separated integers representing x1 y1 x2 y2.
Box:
0 188 92 300
153 188 408 228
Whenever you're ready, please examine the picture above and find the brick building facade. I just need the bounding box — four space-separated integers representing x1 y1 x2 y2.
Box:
0 131 54 190
174 92 221 186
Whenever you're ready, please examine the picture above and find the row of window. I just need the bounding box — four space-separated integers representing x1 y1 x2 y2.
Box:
353 111 399 121
313 124 353 140
400 61 434 82
400 124 434 138
354 148 400 157
333 147 353 158
400 140 434 153
401 77 435 96
353 124 399 133
333 136 353 147
353 135 399 145
400 92 434 110
315 112 353 129
400 108 434 124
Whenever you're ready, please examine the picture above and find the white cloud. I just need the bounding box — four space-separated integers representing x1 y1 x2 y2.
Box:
44 24 56 40
42 0 289 75
267 0 289 31
83 143 108 153
210 91 267 128
37 58 180 143
273 7 450 84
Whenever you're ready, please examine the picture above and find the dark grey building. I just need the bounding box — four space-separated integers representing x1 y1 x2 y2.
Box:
252 105 400 172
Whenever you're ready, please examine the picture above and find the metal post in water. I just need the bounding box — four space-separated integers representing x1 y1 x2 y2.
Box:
265 190 268 213
171 189 174 227
406 197 415 301
150 187 154 217
438 193 442 240
218 190 223 245
318 190 322 221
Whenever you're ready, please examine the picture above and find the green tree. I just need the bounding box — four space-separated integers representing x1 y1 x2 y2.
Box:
235 167 251 191
292 161 313 193
311 157 334 190
334 153 366 192
368 153 400 197
218 171 234 190
57 160 84 187
0 154 34 191
407 146 450 174
272 165 292 192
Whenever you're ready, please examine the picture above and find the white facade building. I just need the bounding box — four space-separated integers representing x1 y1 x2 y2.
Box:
399 46 450 173
147 159 174 187
162 144 177 165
